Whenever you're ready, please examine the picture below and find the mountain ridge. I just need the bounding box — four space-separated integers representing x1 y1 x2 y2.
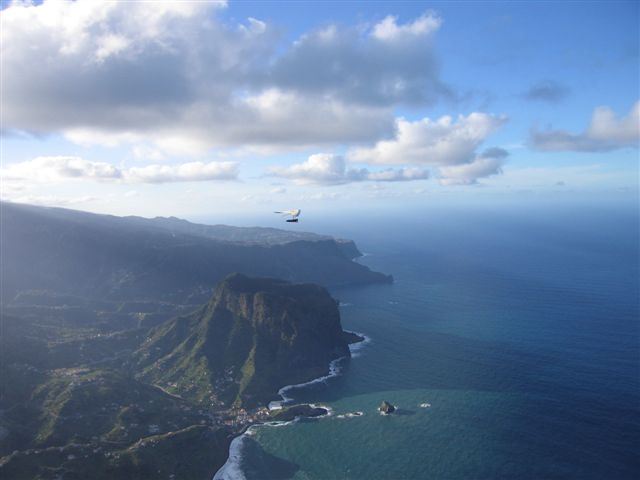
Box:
1 201 391 304
133 273 352 408
0 202 388 479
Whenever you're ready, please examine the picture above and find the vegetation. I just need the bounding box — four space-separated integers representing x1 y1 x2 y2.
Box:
268 404 329 422
1 273 360 479
133 274 351 409
1 201 391 304
0 203 386 479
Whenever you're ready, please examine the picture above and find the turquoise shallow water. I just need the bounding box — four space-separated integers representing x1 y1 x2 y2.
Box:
224 206 640 480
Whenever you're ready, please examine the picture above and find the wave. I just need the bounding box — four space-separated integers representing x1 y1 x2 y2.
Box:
213 333 370 479
212 428 251 480
309 403 334 417
337 411 365 419
268 332 370 409
212 416 303 480
268 356 346 410
347 331 371 358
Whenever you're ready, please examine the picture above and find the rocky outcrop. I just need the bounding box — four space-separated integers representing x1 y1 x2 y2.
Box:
269 404 328 422
134 274 352 408
335 239 363 260
342 331 365 345
379 401 395 415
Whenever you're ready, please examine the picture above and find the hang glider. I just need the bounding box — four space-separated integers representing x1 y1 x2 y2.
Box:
274 209 301 223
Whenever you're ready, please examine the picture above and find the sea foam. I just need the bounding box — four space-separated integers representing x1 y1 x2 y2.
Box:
268 356 345 410
212 430 250 480
347 331 371 358
214 332 371 479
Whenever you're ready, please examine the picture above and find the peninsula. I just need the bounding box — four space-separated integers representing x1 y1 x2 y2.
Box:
1 205 379 479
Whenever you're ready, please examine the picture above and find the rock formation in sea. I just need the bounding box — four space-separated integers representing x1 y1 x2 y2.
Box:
379 401 396 414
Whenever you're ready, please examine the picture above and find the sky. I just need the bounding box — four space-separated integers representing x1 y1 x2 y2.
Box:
0 0 638 219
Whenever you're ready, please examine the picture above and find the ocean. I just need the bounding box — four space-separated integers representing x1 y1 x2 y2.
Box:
214 202 640 479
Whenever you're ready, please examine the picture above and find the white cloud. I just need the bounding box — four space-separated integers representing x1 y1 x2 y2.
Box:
348 113 507 166
60 89 393 154
372 13 442 41
299 192 343 201
95 33 130 62
132 145 166 161
0 156 238 184
269 154 350 185
0 156 121 182
366 167 430 182
269 153 430 185
270 187 287 194
1 183 26 192
531 101 640 152
271 12 450 108
438 157 503 185
1 1 449 155
228 89 393 146
2 195 98 206
125 161 238 184
437 147 508 185
587 102 639 143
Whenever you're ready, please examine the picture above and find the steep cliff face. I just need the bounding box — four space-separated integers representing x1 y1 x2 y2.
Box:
134 274 350 408
1 202 391 304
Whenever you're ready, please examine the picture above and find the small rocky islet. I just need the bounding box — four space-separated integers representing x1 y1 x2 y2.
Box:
378 400 396 415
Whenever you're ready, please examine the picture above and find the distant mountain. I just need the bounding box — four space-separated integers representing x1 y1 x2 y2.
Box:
118 214 334 245
134 273 353 408
0 203 387 479
0 202 391 304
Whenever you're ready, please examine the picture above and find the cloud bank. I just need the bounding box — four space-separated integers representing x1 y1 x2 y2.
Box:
0 156 238 184
269 154 429 185
1 1 450 153
1 2 514 190
438 147 508 185
531 101 640 152
348 113 507 166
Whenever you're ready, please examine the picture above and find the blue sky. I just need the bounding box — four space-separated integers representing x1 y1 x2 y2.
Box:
0 0 638 218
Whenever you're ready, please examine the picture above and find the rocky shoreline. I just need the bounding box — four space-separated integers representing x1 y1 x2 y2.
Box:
213 332 367 479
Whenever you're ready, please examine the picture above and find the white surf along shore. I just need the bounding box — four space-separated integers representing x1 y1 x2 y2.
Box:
212 331 371 480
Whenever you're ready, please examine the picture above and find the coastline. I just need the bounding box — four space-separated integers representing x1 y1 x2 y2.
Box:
212 331 369 480
269 331 368 410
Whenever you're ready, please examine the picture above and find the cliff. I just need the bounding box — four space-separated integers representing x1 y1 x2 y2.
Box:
134 274 351 408
1 201 391 304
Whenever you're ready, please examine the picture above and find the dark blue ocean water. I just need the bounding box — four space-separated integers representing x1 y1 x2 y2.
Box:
221 203 640 479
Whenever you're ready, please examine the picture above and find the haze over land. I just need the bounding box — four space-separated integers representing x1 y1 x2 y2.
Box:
0 1 638 479
0 203 381 478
